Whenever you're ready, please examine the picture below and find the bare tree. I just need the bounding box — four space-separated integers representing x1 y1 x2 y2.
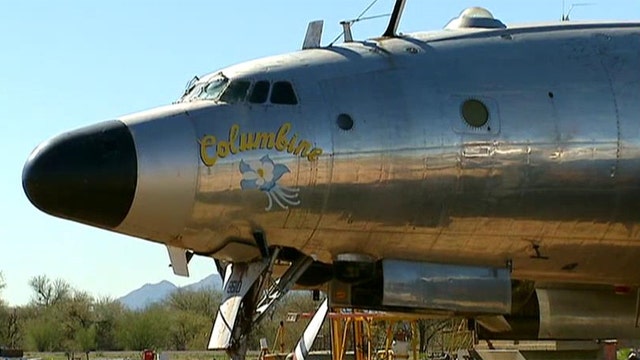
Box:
29 275 71 306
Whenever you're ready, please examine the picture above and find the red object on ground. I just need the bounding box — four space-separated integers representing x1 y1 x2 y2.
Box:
142 349 155 360
603 342 617 360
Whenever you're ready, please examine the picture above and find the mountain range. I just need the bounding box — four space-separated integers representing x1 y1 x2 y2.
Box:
118 273 223 310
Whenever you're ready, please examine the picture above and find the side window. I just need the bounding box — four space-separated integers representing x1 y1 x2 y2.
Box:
220 80 251 103
270 81 298 105
249 81 270 104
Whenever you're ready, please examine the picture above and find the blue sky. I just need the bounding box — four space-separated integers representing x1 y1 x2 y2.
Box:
1 0 637 306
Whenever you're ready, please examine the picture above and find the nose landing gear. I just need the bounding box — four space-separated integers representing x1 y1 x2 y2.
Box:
208 247 314 360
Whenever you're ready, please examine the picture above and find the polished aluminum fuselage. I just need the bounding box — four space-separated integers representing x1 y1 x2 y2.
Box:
115 21 640 286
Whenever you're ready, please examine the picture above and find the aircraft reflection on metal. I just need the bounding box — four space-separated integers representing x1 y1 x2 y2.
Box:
21 0 640 359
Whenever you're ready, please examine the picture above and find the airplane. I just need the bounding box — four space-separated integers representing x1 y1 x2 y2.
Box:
21 0 640 358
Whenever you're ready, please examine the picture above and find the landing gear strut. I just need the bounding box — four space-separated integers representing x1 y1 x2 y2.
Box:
208 247 313 360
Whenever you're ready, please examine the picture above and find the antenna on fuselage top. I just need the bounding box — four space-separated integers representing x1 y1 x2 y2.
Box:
327 0 386 46
340 14 390 42
383 0 407 37
561 1 594 21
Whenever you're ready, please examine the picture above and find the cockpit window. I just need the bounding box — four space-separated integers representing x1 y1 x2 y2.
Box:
220 80 251 103
199 76 229 100
182 75 199 98
178 75 298 105
249 81 270 104
270 81 298 105
179 82 205 102
178 73 230 103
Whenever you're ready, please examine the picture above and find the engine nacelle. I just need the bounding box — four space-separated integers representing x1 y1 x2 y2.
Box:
327 256 640 340
478 288 640 340
329 258 512 315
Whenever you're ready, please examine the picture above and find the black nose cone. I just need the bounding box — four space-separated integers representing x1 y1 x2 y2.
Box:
22 120 137 229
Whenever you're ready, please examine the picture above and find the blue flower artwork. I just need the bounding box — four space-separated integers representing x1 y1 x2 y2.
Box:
239 155 300 211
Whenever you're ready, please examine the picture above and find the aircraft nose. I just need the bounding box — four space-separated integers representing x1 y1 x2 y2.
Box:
22 120 137 229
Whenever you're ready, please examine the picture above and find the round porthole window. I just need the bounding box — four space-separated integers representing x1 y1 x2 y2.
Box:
461 99 489 128
337 113 354 130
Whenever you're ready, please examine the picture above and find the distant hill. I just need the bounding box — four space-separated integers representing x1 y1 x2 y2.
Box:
182 273 223 292
118 280 178 310
118 274 222 310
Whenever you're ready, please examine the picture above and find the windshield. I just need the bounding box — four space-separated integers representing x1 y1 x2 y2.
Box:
178 73 229 103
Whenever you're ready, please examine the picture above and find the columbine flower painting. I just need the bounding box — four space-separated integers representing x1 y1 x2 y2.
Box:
239 155 300 211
